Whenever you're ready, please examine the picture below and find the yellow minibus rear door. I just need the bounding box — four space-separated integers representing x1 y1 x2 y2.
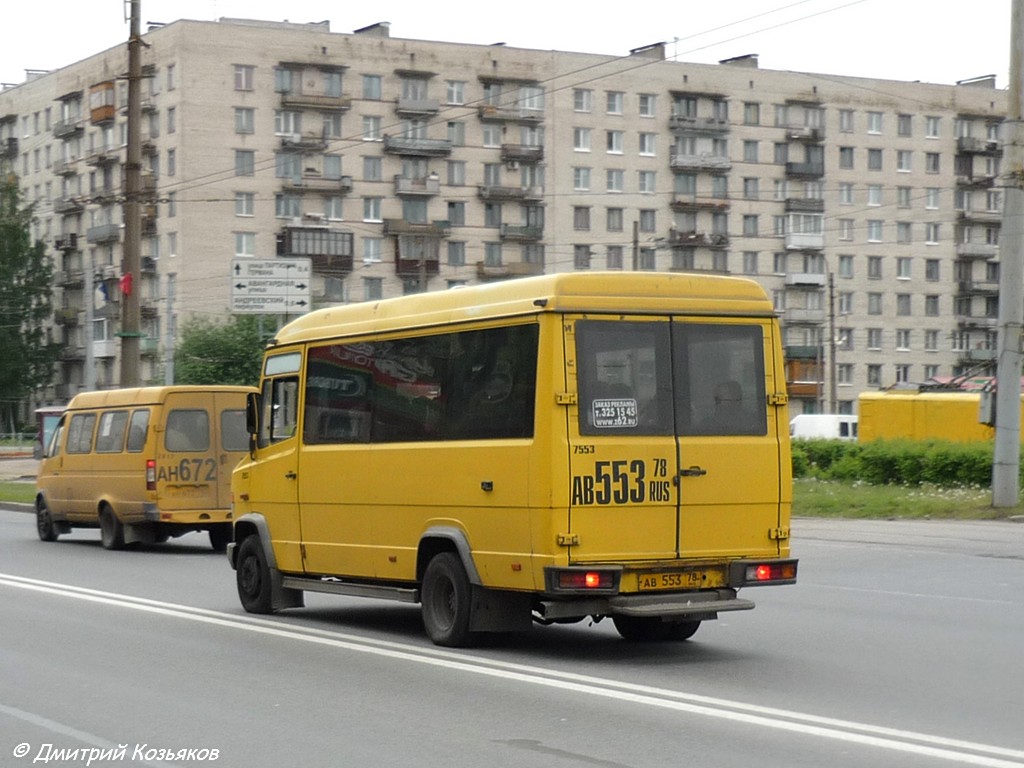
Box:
156 392 221 512
567 317 783 562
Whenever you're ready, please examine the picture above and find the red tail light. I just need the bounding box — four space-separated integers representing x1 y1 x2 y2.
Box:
146 459 156 491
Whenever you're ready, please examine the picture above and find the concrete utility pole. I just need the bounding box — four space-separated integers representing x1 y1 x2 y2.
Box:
992 0 1024 507
119 0 143 386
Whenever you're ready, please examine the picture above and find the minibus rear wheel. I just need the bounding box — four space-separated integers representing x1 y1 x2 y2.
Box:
236 534 272 614
36 498 59 542
99 505 125 550
421 552 474 647
613 615 701 642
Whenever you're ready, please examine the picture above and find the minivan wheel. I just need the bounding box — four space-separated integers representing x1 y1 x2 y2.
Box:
613 615 702 642
421 552 475 648
36 499 59 542
208 524 231 552
236 535 272 614
99 505 125 550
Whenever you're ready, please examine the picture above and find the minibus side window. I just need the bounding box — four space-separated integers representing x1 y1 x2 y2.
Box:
65 413 97 454
221 409 249 452
675 324 767 437
165 409 211 452
303 324 537 444
126 410 150 452
95 411 129 453
45 418 66 458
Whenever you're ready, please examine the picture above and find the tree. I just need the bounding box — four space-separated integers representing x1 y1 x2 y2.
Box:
0 174 58 430
174 314 265 386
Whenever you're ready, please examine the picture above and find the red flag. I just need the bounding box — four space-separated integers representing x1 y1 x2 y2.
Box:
119 272 133 297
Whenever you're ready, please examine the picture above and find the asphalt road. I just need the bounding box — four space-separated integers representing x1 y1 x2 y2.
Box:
0 507 1022 768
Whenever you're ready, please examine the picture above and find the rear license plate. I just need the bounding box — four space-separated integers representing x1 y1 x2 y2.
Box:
637 571 705 591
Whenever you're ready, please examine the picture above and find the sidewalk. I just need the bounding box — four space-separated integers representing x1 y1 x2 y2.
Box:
0 457 39 481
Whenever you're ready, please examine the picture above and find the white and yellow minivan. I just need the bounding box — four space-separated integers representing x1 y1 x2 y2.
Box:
229 272 797 646
36 385 255 551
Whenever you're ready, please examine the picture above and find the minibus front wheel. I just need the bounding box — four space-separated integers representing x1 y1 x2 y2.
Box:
36 498 60 542
421 552 474 648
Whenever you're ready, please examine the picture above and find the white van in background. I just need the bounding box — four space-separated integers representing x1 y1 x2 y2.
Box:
789 414 858 441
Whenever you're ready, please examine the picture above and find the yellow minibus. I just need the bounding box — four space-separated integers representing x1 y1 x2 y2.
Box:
229 272 796 646
36 386 255 551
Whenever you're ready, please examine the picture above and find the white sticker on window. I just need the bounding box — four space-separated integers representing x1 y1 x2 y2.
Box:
592 398 638 428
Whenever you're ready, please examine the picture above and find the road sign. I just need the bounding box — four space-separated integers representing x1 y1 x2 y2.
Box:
230 258 312 315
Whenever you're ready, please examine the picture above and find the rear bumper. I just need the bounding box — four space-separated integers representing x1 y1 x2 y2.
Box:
538 587 753 622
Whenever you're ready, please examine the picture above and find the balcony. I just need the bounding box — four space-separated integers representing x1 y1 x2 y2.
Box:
477 105 544 123
383 135 452 157
785 126 825 143
785 161 825 179
383 219 450 237
499 224 544 241
85 144 120 166
93 340 118 359
500 144 544 163
395 98 440 116
956 243 998 259
86 223 121 244
394 175 440 196
785 197 825 213
280 132 328 151
60 346 85 362
782 308 827 324
957 280 1000 296
476 261 545 280
56 270 85 288
668 115 730 134
54 197 84 215
957 136 1001 155
0 137 17 159
282 173 353 193
277 227 354 276
53 158 80 176
959 347 997 363
785 232 825 250
54 308 79 326
54 234 79 251
53 118 84 139
280 92 352 111
477 185 544 202
668 230 730 248
670 195 730 212
785 273 827 287
140 337 160 356
956 174 997 189
955 314 998 329
669 152 731 171
958 210 1002 225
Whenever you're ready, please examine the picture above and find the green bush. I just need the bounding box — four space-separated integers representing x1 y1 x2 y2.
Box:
789 438 1009 488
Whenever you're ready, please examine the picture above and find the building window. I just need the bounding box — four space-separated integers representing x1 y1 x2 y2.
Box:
235 192 254 217
774 143 788 165
925 188 940 209
839 109 854 132
363 197 382 222
839 146 854 169
573 206 591 231
574 245 591 269
362 238 382 264
867 111 883 134
607 245 624 269
447 121 466 146
839 182 853 205
925 331 939 352
362 75 382 100
867 220 883 242
639 209 656 233
607 207 624 231
447 160 465 186
925 259 940 281
838 292 853 314
573 167 591 191
897 222 912 243
638 171 656 193
926 152 941 173
926 223 940 243
743 178 759 199
925 295 940 316
897 257 912 279
867 256 883 279
867 184 882 206
606 130 624 154
744 102 760 125
896 294 911 316
867 148 883 171
742 214 758 236
484 203 502 227
447 241 465 266
897 150 912 172
868 294 883 315
743 140 759 163
838 254 853 277
234 150 255 176
447 202 465 227
362 116 382 141
573 89 592 112
274 193 301 219
234 65 254 91
926 116 940 138
606 91 624 114
606 168 624 193
573 127 591 152
639 94 656 117
234 232 255 256
638 133 656 156
445 80 465 105
897 186 912 207
743 251 758 274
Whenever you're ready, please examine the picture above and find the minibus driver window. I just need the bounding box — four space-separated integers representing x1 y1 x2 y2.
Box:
261 376 299 445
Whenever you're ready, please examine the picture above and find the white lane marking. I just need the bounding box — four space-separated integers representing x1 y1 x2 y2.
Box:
2 573 1023 767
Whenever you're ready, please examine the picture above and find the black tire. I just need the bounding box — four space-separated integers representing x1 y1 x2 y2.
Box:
421 552 475 647
99 505 125 550
613 615 670 641
236 534 273 614
208 524 232 552
36 498 59 542
666 620 701 641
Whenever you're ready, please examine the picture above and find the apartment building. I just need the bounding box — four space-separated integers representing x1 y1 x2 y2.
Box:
0 17 1008 412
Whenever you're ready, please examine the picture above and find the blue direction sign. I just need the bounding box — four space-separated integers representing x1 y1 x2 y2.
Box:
231 258 312 314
